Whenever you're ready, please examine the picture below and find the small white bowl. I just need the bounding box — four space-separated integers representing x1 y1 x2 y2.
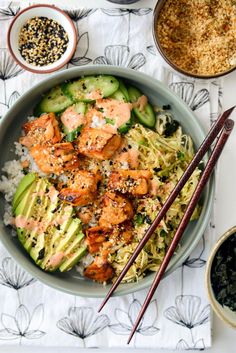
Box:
205 226 236 329
7 4 77 74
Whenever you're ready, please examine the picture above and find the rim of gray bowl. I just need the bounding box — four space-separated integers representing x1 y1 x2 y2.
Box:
0 65 215 297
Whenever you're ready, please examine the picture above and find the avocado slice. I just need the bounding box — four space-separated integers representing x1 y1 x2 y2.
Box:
41 217 82 271
62 232 84 256
30 202 72 266
54 218 81 253
13 173 36 212
30 232 45 265
14 179 42 244
13 175 87 272
23 179 51 252
59 246 87 272
59 233 86 272
14 180 37 217
39 204 74 263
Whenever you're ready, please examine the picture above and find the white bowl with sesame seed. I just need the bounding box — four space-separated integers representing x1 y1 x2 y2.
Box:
7 4 77 74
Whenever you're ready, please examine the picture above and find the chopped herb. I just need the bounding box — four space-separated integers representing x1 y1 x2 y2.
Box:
177 151 185 161
138 139 146 146
105 117 115 125
135 213 144 226
160 229 167 237
66 125 83 142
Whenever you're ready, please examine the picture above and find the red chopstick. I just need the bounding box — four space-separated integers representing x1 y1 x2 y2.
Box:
127 118 234 344
98 106 235 313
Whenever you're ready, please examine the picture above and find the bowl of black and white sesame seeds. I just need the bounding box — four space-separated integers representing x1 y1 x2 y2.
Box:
7 4 77 74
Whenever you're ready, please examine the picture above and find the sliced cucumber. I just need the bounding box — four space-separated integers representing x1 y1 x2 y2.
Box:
118 79 130 102
72 102 87 115
133 104 156 129
62 75 119 102
65 126 83 142
128 86 156 128
34 86 73 116
111 89 127 102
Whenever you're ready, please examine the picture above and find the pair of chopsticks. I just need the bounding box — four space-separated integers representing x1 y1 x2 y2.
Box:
98 106 235 344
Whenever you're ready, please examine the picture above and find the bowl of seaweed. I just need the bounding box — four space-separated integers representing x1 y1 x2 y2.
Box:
206 226 236 329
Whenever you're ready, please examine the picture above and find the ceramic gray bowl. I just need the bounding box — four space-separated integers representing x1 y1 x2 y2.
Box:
0 66 214 297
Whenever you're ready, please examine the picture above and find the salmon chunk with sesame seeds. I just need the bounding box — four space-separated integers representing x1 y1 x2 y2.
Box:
58 170 101 206
118 222 134 245
108 170 152 196
30 142 80 174
77 207 93 224
99 192 134 228
84 259 114 283
86 223 133 255
86 226 111 254
76 127 122 160
20 113 61 148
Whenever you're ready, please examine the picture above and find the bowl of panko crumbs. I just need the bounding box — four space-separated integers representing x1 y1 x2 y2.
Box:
153 0 236 79
7 4 77 74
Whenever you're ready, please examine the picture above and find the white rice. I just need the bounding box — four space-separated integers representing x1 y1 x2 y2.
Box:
91 116 106 128
0 159 24 227
75 253 94 276
0 160 24 203
14 141 46 176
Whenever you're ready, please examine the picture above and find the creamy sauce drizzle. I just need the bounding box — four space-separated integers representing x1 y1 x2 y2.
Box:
95 98 132 132
61 107 86 132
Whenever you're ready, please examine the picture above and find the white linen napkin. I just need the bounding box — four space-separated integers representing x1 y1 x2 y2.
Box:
0 2 222 349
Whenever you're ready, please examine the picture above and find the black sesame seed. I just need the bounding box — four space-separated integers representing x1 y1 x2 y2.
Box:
37 248 45 260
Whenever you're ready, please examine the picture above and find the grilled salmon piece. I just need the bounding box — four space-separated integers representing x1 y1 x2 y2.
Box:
108 170 152 195
109 222 134 245
76 127 122 160
99 192 134 228
119 222 134 244
77 207 93 224
30 142 80 174
20 113 61 148
84 260 114 282
86 222 133 254
114 148 140 169
86 226 111 254
59 170 101 206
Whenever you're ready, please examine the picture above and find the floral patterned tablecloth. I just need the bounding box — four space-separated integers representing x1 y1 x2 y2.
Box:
0 1 222 349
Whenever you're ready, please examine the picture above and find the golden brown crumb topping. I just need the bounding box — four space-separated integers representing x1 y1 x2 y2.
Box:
157 0 236 75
